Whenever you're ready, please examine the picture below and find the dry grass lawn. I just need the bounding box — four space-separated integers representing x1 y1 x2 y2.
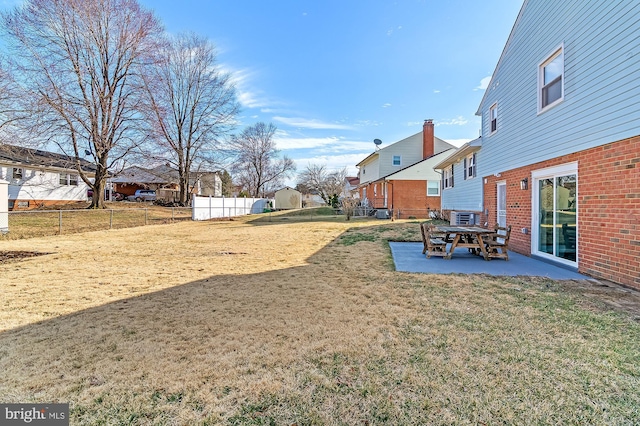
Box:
0 215 639 425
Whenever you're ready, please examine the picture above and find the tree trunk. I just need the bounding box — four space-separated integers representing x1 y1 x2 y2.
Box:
179 173 189 206
88 156 108 209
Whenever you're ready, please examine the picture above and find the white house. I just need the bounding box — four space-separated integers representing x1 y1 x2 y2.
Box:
0 144 95 210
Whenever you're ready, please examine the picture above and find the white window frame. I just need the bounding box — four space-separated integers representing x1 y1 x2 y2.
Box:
392 155 401 166
59 173 68 185
69 174 79 186
489 103 498 134
538 45 564 113
464 153 476 180
442 165 454 189
427 180 440 196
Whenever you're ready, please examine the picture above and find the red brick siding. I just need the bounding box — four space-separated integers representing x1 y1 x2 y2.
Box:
390 180 441 219
359 180 441 219
483 135 640 289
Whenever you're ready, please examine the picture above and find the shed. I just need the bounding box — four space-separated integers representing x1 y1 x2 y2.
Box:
274 187 302 210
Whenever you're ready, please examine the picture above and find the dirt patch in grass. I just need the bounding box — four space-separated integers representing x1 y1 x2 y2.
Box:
0 250 49 263
0 218 639 424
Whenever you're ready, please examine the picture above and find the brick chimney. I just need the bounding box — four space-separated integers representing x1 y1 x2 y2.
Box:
423 119 435 159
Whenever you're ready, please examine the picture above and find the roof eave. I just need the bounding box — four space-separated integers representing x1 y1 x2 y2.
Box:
434 139 482 169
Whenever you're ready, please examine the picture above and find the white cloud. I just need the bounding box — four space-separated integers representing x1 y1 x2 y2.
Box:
273 116 354 130
274 135 373 152
436 116 469 126
292 153 365 175
475 76 492 91
354 119 382 127
382 103 392 108
433 89 441 94
223 66 276 109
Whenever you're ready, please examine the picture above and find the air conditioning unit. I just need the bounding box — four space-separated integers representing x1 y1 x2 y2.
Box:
376 209 390 219
450 211 478 226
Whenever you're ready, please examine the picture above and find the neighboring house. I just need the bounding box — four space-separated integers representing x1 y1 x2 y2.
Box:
274 187 302 210
0 144 95 210
111 165 222 200
356 120 456 218
437 0 640 288
301 191 325 207
342 176 360 198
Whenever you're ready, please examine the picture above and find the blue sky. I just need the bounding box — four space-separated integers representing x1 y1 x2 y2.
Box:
4 0 524 181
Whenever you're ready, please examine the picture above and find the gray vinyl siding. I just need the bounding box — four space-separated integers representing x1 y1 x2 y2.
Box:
479 0 640 176
440 155 483 212
377 132 423 178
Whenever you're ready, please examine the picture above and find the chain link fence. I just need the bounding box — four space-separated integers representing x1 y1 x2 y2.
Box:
2 207 192 239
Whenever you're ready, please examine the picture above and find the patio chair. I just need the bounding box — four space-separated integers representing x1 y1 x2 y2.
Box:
422 223 448 258
419 222 429 254
484 224 511 260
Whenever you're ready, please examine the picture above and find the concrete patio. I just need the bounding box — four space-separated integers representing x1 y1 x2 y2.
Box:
390 242 592 280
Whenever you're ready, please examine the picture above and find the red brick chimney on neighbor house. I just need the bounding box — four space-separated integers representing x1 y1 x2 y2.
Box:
423 119 435 159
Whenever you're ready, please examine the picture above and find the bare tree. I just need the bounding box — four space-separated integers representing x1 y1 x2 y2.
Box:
297 164 347 205
341 196 359 221
142 33 239 205
2 0 164 208
229 122 295 197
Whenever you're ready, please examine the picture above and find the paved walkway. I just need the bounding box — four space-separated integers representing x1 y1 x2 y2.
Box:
390 242 592 280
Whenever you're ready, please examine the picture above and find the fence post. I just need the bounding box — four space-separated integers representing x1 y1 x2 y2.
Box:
59 210 63 235
110 209 113 229
209 195 212 220
144 208 148 225
0 179 8 234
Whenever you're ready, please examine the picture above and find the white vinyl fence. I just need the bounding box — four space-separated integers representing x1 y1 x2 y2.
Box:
0 179 7 233
192 195 273 220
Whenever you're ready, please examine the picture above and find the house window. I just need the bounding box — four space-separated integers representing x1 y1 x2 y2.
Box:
59 173 79 185
427 181 440 196
392 155 401 166
442 165 454 189
12 167 23 180
539 47 564 111
464 153 476 180
490 103 498 133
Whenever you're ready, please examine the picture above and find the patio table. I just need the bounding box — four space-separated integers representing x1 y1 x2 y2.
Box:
435 225 495 260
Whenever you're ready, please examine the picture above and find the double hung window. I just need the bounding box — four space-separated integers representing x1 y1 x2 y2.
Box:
464 154 476 180
490 103 498 133
442 165 454 189
539 47 564 111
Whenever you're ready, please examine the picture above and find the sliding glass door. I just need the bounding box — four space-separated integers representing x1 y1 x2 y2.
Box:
533 164 577 265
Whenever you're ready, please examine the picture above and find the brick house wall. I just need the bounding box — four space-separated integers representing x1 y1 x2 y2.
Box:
359 179 442 219
483 135 640 289
390 180 441 219
359 182 386 209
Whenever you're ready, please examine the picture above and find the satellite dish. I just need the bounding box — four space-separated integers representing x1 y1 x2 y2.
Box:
373 139 382 145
